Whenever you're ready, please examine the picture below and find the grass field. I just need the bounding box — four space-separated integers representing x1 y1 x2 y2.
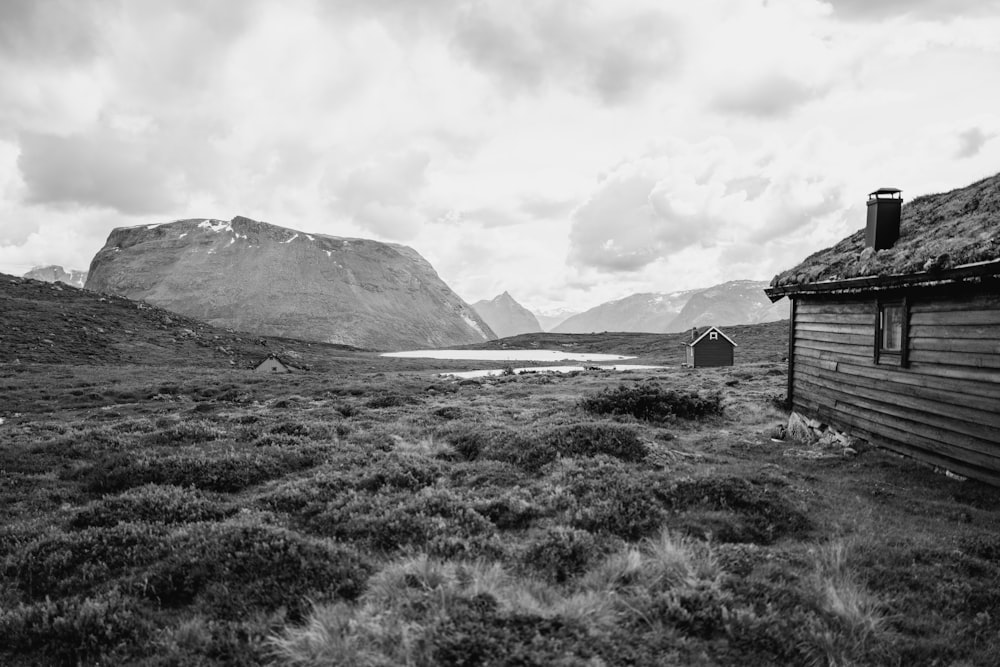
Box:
2 349 999 665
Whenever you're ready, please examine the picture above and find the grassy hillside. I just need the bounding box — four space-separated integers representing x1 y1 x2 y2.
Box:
1 274 998 666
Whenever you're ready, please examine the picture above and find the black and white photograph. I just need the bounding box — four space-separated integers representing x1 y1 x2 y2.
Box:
1 1 998 665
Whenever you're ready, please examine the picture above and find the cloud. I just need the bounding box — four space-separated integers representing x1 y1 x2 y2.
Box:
0 0 112 64
568 167 679 272
452 1 680 104
326 149 431 240
712 73 827 118
955 127 994 158
568 134 853 277
824 0 1000 20
17 129 182 215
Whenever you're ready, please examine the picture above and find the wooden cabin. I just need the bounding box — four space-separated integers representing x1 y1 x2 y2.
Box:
765 174 1000 485
254 354 292 373
685 326 736 367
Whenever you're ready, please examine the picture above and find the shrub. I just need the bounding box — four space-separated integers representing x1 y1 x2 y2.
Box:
144 522 372 619
6 524 170 599
365 393 417 409
69 484 234 529
664 476 812 545
0 588 148 664
306 488 497 558
551 458 670 541
523 527 598 583
580 382 723 423
143 420 222 447
542 423 648 462
74 446 323 494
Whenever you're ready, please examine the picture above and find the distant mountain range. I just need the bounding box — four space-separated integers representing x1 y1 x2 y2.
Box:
23 265 88 288
548 280 786 334
84 216 496 350
471 292 542 338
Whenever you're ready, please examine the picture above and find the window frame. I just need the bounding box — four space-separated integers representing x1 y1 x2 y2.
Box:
709 331 719 341
874 297 909 367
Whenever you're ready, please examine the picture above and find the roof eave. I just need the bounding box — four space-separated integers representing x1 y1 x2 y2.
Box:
765 258 1000 300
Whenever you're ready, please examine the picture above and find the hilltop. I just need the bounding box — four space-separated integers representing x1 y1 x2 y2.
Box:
471 291 543 338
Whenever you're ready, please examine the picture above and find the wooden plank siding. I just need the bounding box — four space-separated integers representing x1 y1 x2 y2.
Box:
691 337 734 367
791 292 1000 485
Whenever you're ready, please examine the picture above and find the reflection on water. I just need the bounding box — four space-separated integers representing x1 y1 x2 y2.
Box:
439 364 665 379
381 349 635 362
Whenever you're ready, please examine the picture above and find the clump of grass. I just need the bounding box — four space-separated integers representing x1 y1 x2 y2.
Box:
523 527 599 583
580 382 723 423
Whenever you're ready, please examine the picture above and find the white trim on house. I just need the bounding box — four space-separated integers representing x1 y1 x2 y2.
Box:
686 326 738 347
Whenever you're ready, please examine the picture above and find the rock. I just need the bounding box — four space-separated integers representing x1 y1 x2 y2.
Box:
85 216 496 349
786 412 817 444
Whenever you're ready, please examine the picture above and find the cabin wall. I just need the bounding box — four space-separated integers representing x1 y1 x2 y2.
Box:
692 338 734 367
790 289 1000 485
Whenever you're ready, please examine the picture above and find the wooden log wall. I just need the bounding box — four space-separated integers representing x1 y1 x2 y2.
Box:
791 292 1000 486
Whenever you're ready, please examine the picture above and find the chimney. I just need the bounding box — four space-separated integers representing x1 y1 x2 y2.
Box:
865 188 902 250
691 327 697 341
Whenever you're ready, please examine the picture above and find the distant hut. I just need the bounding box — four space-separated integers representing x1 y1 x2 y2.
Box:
685 326 736 367
254 354 292 373
765 177 1000 485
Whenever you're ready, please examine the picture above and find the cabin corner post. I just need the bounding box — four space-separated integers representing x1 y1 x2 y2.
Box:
787 297 796 405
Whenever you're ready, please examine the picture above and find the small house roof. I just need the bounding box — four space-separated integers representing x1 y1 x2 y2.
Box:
686 326 737 347
766 171 1000 300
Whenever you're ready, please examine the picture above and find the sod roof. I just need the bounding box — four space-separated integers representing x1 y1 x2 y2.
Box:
768 171 1000 296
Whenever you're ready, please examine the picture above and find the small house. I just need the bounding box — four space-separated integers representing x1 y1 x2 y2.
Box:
765 174 1000 485
685 326 736 367
254 354 292 373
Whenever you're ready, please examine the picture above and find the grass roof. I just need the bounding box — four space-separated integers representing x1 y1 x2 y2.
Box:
769 171 1000 291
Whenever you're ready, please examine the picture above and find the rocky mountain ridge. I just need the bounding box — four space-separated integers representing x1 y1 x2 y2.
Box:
85 216 496 350
471 291 542 338
551 280 786 334
23 265 88 288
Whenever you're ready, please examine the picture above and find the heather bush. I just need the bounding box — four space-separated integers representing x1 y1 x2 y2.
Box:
664 476 812 545
305 487 497 557
542 422 649 462
74 446 324 494
69 484 234 529
550 458 670 540
580 382 723 423
144 522 372 619
6 524 170 599
523 527 598 582
143 420 223 446
0 588 148 664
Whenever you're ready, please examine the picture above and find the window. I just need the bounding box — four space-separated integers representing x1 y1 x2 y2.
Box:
875 299 908 366
709 331 719 341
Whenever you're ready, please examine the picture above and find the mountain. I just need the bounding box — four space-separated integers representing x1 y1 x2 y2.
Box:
84 216 496 350
552 290 701 333
533 308 580 332
549 281 787 334
471 291 542 338
23 265 88 288
669 280 788 333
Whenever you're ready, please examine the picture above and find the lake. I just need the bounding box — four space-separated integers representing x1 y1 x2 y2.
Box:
380 349 635 362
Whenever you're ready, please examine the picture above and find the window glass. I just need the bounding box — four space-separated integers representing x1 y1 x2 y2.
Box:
709 332 718 340
880 304 903 352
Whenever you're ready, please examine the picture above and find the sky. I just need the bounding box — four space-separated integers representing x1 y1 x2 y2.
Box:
1 0 999 315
